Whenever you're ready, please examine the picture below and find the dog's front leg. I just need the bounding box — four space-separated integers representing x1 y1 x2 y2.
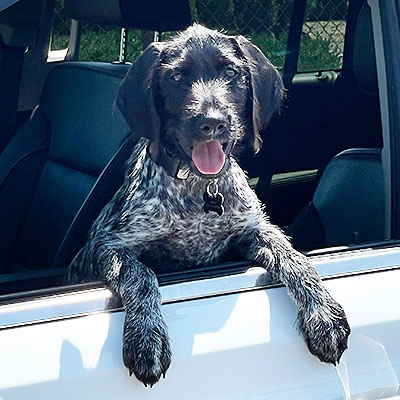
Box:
96 246 171 387
241 221 350 364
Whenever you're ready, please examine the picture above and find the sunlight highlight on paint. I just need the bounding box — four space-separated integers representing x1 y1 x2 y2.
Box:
191 291 271 356
0 312 112 390
66 313 111 369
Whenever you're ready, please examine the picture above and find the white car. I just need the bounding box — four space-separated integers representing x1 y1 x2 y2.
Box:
0 0 399 398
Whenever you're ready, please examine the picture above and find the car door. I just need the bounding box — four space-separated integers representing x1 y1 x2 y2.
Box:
1 251 400 399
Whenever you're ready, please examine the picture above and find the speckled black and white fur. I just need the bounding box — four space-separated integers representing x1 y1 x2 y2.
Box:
66 24 350 387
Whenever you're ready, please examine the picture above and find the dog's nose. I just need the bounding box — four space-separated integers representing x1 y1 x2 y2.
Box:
197 117 228 136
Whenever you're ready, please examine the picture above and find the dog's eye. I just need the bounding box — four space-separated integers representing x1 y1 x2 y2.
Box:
224 66 238 78
171 72 183 82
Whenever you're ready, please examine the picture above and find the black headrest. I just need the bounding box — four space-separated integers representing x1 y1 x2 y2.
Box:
65 0 192 32
353 2 378 96
0 0 46 46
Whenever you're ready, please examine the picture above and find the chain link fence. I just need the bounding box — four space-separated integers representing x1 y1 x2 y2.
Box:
299 0 348 71
51 0 348 72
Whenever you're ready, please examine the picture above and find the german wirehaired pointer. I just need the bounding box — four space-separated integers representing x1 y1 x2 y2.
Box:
66 24 350 386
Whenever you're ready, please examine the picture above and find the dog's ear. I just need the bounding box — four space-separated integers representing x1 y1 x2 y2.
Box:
234 36 284 153
117 42 163 141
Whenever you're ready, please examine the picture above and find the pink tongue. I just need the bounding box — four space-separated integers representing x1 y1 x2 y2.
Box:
192 140 225 175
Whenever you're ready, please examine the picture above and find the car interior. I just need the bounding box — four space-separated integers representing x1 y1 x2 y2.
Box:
0 0 386 295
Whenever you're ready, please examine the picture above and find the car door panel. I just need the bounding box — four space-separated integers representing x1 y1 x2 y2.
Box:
1 250 400 399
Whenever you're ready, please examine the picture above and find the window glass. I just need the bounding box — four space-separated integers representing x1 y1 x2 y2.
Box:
51 0 142 62
78 25 142 62
51 0 348 70
191 0 293 72
51 0 294 66
50 0 70 51
297 0 348 72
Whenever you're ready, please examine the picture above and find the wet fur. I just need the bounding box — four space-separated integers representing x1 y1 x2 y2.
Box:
66 24 350 386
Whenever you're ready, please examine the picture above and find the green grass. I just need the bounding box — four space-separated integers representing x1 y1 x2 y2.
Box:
79 29 142 62
251 32 342 72
297 33 342 71
50 33 70 51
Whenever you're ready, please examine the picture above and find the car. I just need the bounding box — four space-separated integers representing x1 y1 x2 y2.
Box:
0 0 400 398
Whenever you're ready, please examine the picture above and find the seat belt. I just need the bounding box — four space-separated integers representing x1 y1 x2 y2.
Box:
52 134 138 269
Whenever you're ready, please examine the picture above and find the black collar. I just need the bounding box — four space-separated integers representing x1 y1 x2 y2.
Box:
148 141 191 180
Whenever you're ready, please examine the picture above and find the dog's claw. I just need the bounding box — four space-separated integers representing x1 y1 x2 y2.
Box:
300 299 351 365
123 316 171 387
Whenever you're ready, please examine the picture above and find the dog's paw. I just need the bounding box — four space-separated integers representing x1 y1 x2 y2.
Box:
122 316 171 387
299 298 350 364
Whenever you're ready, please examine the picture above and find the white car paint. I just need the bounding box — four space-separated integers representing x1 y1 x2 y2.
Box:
0 248 399 399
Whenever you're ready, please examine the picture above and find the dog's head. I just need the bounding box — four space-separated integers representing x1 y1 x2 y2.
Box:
117 24 283 178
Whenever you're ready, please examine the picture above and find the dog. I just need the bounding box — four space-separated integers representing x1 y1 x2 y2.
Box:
65 24 350 387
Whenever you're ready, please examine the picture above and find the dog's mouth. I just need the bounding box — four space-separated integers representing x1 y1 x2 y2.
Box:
191 140 228 176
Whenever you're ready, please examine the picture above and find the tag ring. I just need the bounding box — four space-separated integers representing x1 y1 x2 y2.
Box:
206 180 219 197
